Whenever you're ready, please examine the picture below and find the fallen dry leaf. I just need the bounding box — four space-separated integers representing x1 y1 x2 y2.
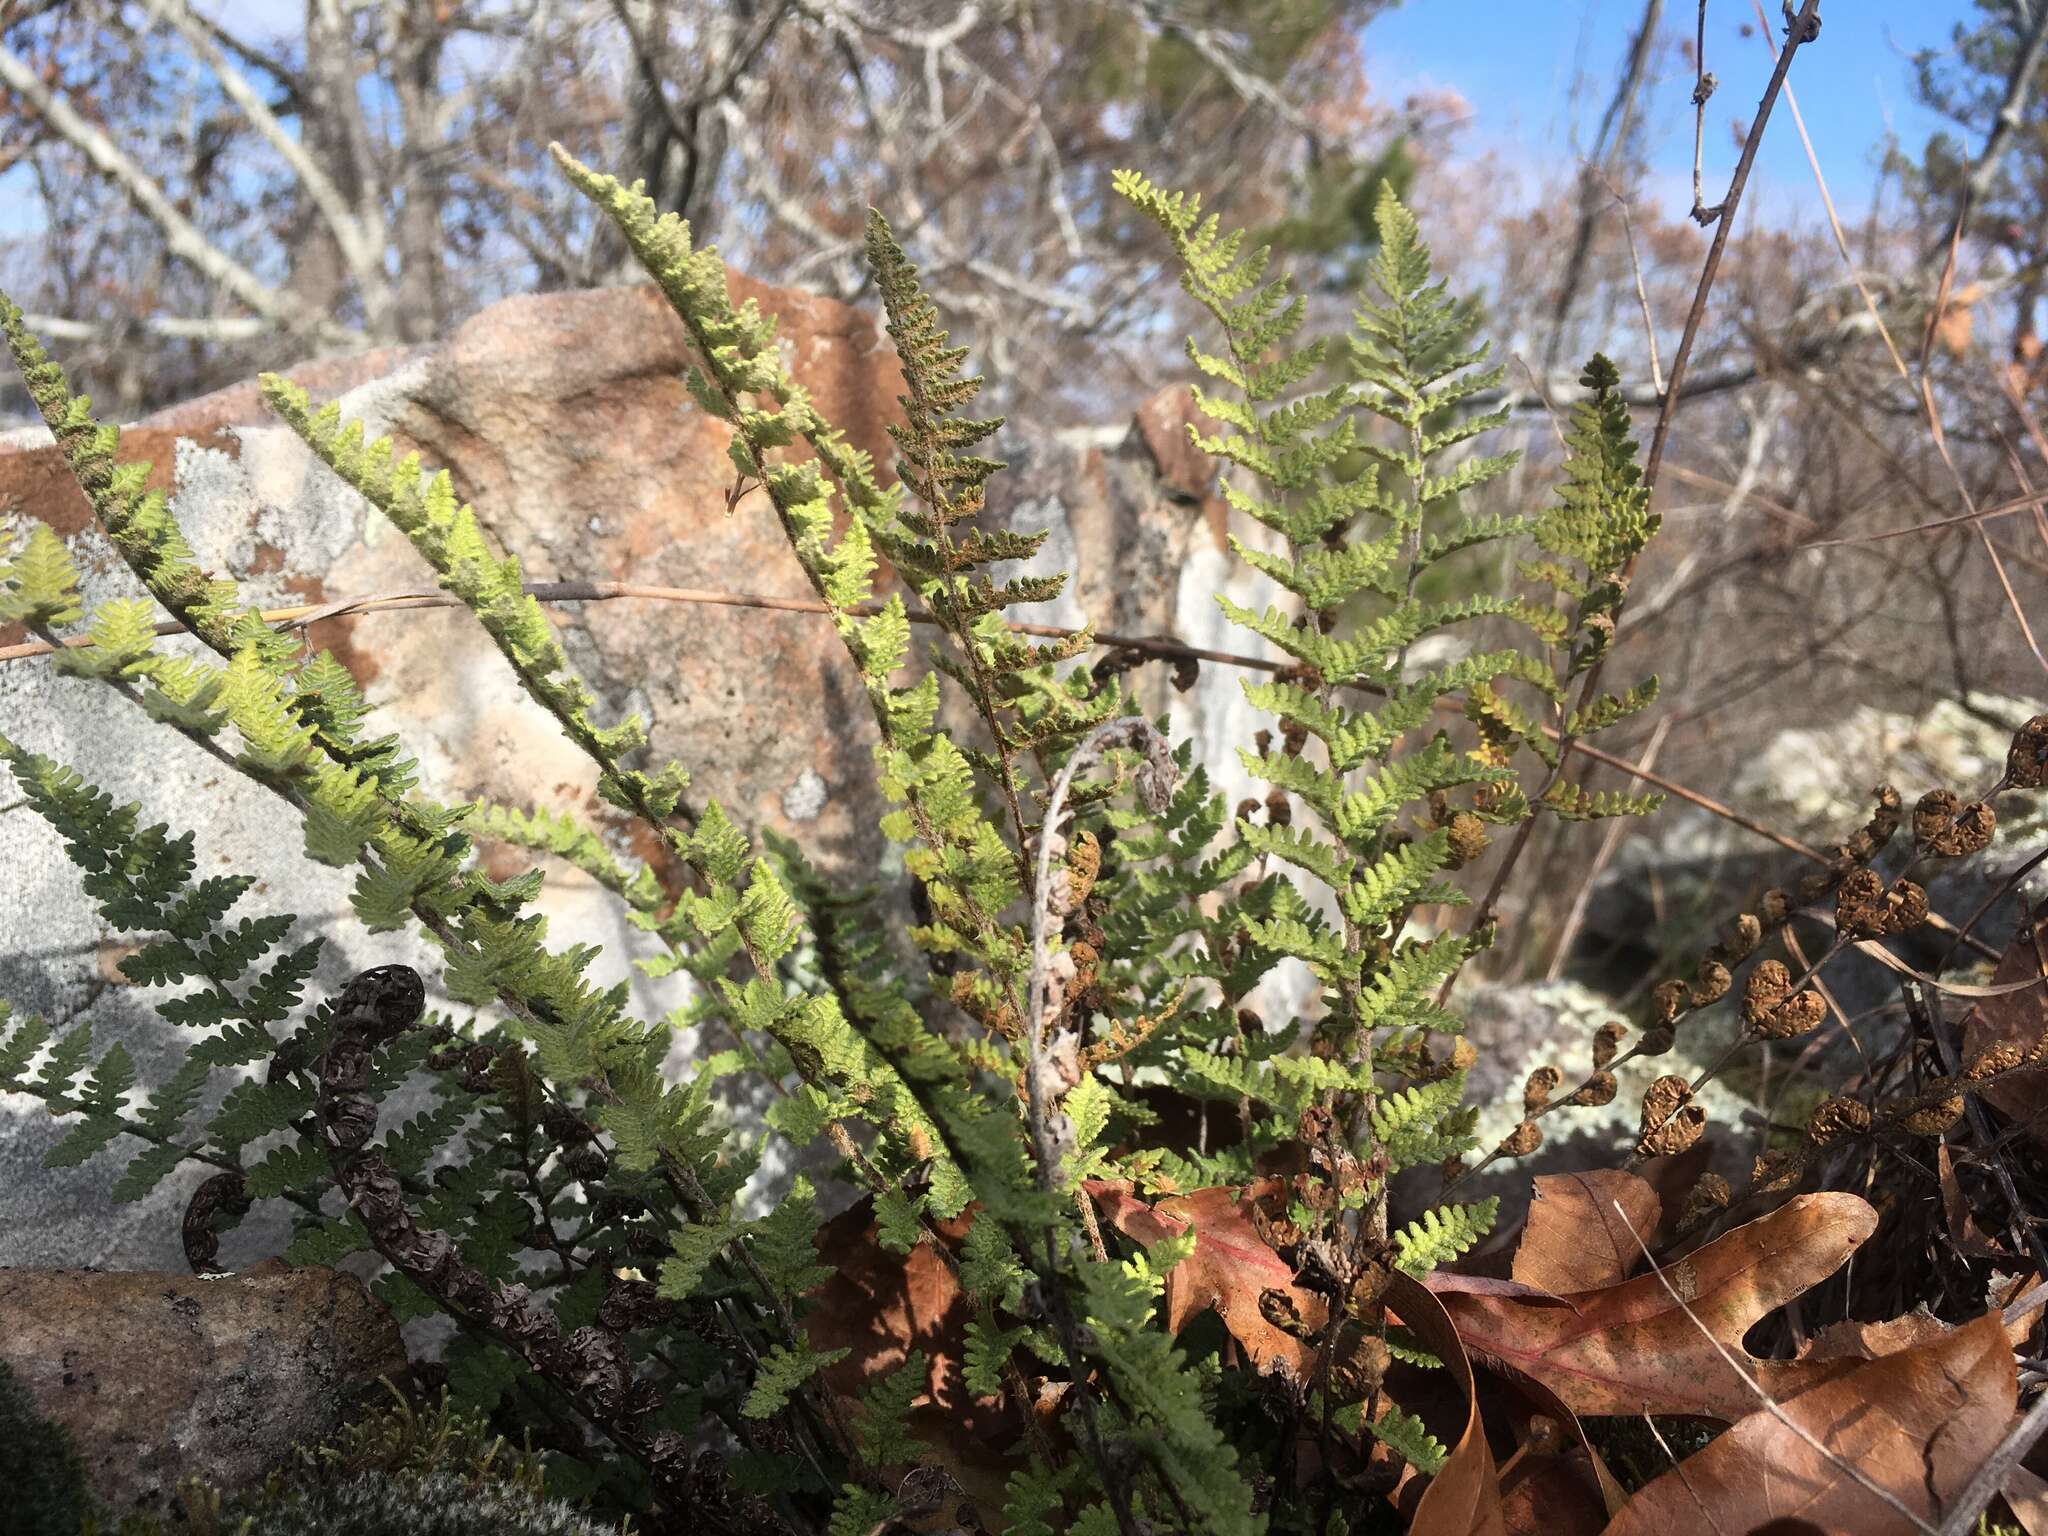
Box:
1388 1269 1507 1536
1438 1192 1878 1419
803 1201 1021 1504
1423 1273 1576 1302
1084 1178 1325 1379
1799 1305 1952 1363
1499 1453 1607 1536
1492 1360 1629 1535
1511 1171 1661 1294
1600 1309 2017 1536
1961 912 2048 1140
806 1200 976 1405
1631 1142 1717 1245
1939 1140 2009 1258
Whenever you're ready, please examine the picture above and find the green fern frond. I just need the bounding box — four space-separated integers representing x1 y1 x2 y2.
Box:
1534 354 1657 579
855 1350 931 1466
1392 1198 1499 1277
1364 1404 1448 1474
1371 1076 1479 1171
262 378 699 852
1072 1249 1263 1536
0 295 278 660
0 521 84 626
742 1342 850 1420
1566 678 1661 738
1539 779 1665 821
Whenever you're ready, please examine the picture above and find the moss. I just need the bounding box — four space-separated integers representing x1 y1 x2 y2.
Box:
0 1358 97 1536
92 1388 623 1536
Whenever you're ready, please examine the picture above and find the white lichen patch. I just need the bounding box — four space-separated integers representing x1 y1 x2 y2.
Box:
1461 979 1753 1164
1733 694 2045 829
782 766 828 823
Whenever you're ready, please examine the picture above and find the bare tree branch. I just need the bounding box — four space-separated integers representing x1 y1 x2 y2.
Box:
15 312 273 342
148 0 390 323
1544 0 1665 373
0 41 359 345
1924 0 2048 264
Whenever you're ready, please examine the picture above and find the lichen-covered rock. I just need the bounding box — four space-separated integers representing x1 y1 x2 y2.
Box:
0 276 1262 1270
232 1472 621 1536
1564 696 2047 1016
1455 978 1753 1197
0 1264 407 1518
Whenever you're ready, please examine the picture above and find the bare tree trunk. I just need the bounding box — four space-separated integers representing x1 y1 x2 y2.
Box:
291 0 378 336
389 0 448 343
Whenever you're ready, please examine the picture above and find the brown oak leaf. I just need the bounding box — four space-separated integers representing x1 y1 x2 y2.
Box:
1438 1192 1878 1419
1388 1270 1507 1536
1084 1178 1325 1380
1511 1171 1661 1295
803 1200 1021 1505
1798 1306 1952 1363
1599 1310 2016 1535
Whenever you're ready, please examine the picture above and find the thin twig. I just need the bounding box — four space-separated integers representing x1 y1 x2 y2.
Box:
1782 922 1868 1077
1595 165 1666 394
1914 974 2048 1280
0 578 1291 673
1753 0 1912 381
1799 486 2048 548
1544 0 1665 374
1649 0 1821 490
2004 1278 2048 1331
1642 1412 1730 1535
0 42 354 345
1688 0 1721 224
1442 0 1824 1000
1919 0 2048 270
1751 0 2048 677
15 564 2002 962
1550 736 1818 860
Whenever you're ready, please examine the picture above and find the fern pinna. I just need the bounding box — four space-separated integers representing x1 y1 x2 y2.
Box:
0 145 1664 1535
1113 170 1665 1461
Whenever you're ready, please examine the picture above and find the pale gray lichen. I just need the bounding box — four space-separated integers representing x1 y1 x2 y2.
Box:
1461 979 1752 1166
210 1473 622 1536
782 766 828 823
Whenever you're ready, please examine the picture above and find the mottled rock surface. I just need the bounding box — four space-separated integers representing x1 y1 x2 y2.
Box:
0 275 1270 1269
0 1265 406 1516
1454 977 1752 1196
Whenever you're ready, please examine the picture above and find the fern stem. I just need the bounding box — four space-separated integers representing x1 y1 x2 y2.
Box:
1443 0 1825 995
1025 716 1172 1189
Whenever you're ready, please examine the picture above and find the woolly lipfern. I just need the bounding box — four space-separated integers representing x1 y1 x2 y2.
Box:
1118 173 1527 1264
0 142 1674 1536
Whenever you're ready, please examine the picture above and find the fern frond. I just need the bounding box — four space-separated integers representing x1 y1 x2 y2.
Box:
1364 1404 1448 1474
743 1342 850 1420
0 296 280 660
1392 1198 1499 1277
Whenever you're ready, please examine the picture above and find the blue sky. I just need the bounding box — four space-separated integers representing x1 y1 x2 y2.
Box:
0 4 1989 258
1362 0 1980 222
